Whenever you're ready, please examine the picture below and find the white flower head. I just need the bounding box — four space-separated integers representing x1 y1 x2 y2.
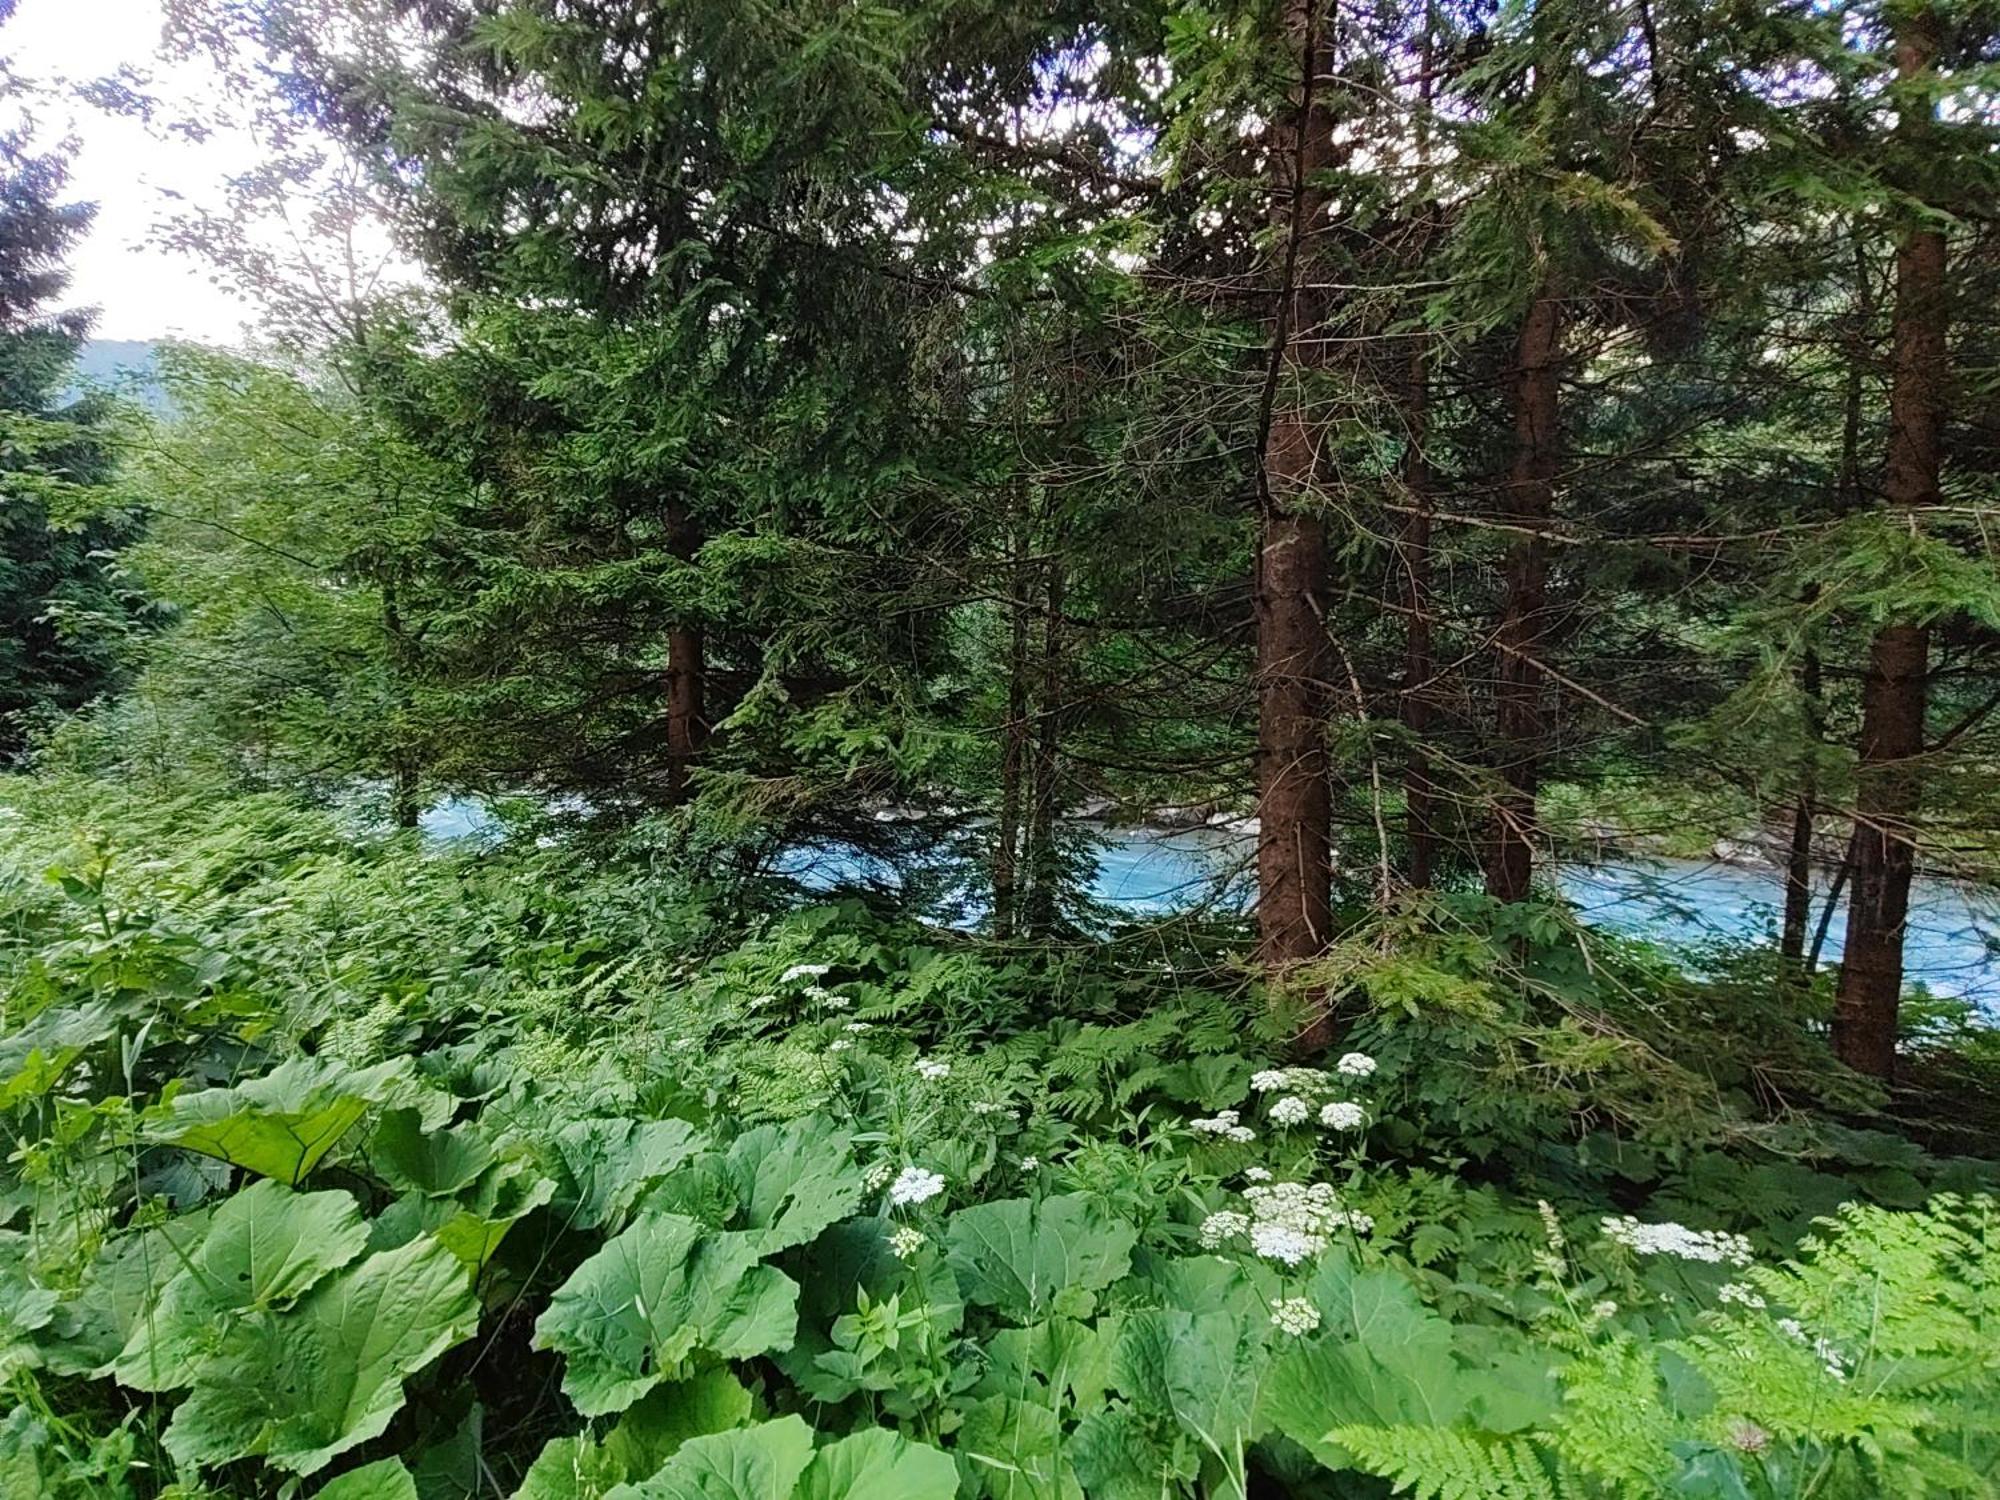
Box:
1335 1052 1377 1079
1243 1166 1273 1182
828 1039 852 1054
780 963 831 984
822 993 851 1010
1249 1222 1321 1265
844 1021 872 1034
748 994 776 1010
1318 1101 1365 1131
1270 1095 1311 1126
1717 1282 1765 1310
1601 1216 1753 1267
1271 1297 1321 1336
888 1166 946 1207
1590 1300 1619 1322
889 1226 927 1260
1199 1210 1250 1249
1018 1155 1039 1171
861 1160 894 1191
1250 1069 1290 1092
913 1057 952 1081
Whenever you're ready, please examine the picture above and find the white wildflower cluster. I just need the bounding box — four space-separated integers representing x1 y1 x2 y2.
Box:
862 1160 895 1191
913 1057 952 1081
1189 1110 1256 1143
1601 1216 1754 1267
1243 1166 1273 1182
970 1099 1012 1117
888 1166 946 1207
1270 1298 1321 1336
1318 1101 1365 1131
1335 1052 1377 1079
1018 1155 1040 1171
1269 1095 1312 1126
889 1226 927 1260
1250 1067 1335 1095
1533 1200 1568 1279
1199 1210 1250 1249
780 963 831 984
844 1021 872 1034
803 986 850 1010
1777 1318 1847 1380
1590 1300 1619 1322
748 994 776 1010
828 1039 852 1054
1204 1181 1373 1266
1717 1281 1766 1310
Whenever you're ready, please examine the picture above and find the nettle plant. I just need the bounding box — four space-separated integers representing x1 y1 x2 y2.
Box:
2 914 1996 1499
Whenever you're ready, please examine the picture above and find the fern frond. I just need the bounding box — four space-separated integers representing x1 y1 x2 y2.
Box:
1329 1426 1563 1500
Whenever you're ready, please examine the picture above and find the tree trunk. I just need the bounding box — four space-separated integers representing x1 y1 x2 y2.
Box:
1400 335 1437 889
1832 10 1945 1082
1256 0 1336 1038
1025 554 1066 936
664 500 706 805
992 488 1031 940
1484 290 1562 904
1778 636 1820 974
383 570 420 829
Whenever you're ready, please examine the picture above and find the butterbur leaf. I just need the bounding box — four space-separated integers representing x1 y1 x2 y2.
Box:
1069 1406 1188 1500
513 1435 627 1500
115 1180 369 1391
603 1368 756 1478
317 1457 419 1499
793 1427 958 1500
534 1210 798 1417
371 1108 497 1196
956 1396 1081 1500
1114 1307 1267 1459
147 1057 451 1184
553 1118 705 1231
721 1116 864 1253
604 1415 814 1500
162 1235 480 1475
36 1208 215 1377
0 999 124 1107
946 1195 1137 1325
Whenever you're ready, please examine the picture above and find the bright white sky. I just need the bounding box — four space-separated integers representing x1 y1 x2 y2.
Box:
8 0 265 343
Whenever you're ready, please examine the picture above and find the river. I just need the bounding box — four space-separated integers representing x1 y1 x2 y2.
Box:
419 801 2000 1014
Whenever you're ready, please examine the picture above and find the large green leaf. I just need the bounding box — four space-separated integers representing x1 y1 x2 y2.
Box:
146 1057 451 1184
511 1370 753 1500
956 1396 1081 1500
37 1208 215 1377
720 1117 864 1253
115 1180 369 1391
605 1416 814 1500
552 1118 705 1232
371 1109 497 1196
793 1428 957 1500
1114 1307 1268 1466
318 1457 419 1500
162 1234 480 1476
946 1195 1136 1325
534 1210 798 1417
0 1000 124 1108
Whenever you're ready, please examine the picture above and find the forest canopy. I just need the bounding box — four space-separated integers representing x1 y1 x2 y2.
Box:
1 1 1998 1497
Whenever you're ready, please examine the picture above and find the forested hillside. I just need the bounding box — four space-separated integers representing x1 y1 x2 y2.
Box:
2 1 1998 1498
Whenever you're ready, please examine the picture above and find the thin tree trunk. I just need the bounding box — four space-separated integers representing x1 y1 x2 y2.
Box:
1784 234 1871 978
1025 554 1066 936
1778 636 1821 973
1484 290 1562 904
383 570 420 829
992 487 1031 940
1256 0 1337 1041
1400 334 1437 889
1833 8 1945 1080
664 500 706 806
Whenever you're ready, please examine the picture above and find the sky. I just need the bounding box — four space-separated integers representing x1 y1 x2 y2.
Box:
7 0 269 344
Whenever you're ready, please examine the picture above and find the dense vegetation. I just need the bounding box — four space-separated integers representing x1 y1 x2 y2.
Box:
2 0 1998 1496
